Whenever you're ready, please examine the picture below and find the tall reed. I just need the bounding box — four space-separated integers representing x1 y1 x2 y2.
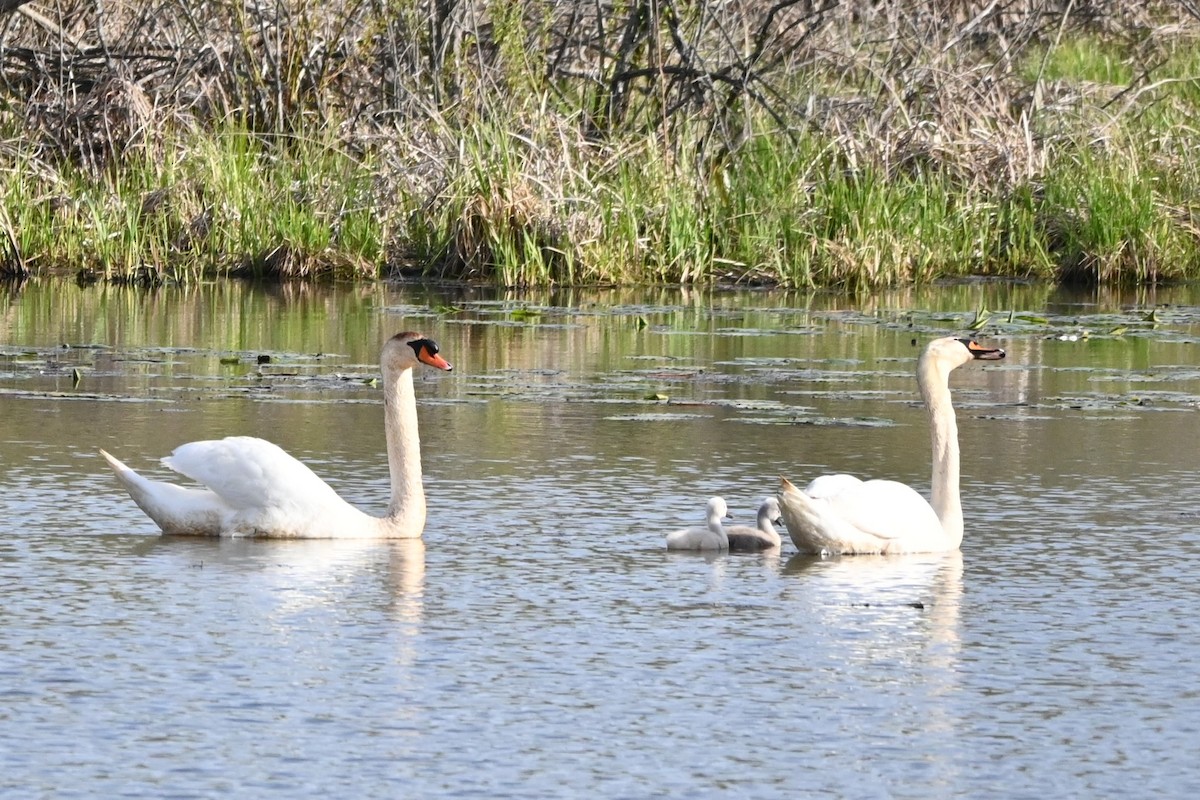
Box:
0 1 1198 286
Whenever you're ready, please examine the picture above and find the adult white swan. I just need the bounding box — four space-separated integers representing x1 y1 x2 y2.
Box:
725 497 783 552
100 331 452 538
665 497 731 550
778 336 1004 555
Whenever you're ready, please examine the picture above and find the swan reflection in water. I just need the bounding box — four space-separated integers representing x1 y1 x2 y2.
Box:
131 535 427 630
779 549 966 787
782 549 965 676
263 538 427 628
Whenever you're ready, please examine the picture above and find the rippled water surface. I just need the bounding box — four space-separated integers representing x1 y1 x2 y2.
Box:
3 280 1200 797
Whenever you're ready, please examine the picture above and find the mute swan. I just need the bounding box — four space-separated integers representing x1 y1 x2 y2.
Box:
724 497 783 551
778 336 1004 555
100 331 452 538
665 497 731 550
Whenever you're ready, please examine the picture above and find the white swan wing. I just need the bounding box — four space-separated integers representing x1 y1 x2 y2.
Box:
779 476 941 554
163 436 347 514
804 474 863 499
819 479 941 542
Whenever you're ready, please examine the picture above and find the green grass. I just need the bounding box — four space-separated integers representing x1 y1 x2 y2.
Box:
1037 139 1197 284
7 98 1200 288
0 125 384 283
1022 35 1135 86
5 2 1200 287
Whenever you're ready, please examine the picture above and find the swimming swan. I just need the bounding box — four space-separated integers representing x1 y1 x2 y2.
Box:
778 336 1004 555
665 497 731 550
100 331 452 538
724 497 783 551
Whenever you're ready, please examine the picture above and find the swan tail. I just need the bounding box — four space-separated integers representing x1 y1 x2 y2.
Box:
778 476 886 555
778 477 831 554
99 448 131 477
99 449 230 535
100 449 155 498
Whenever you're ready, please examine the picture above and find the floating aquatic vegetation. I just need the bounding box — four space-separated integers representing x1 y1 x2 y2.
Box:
781 415 898 428
0 387 164 403
604 412 710 422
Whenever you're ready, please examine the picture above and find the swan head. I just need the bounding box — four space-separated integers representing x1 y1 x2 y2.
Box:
922 336 1005 370
383 331 453 373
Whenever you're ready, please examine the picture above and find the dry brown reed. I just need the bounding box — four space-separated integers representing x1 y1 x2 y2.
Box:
0 1 1198 283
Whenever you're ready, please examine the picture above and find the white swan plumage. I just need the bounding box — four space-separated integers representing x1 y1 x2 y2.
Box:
724 497 783 551
100 331 452 538
778 336 1004 555
665 497 731 550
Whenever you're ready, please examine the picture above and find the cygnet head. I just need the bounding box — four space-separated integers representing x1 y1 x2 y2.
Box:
758 496 782 524
382 331 453 373
705 496 730 520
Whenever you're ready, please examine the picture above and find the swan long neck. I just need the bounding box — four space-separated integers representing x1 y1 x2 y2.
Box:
382 363 426 533
918 353 964 548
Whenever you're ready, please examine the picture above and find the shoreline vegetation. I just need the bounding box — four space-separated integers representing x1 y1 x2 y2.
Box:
1 1 1199 288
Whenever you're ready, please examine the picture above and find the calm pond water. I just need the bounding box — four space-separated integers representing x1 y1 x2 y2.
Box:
3 279 1200 798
